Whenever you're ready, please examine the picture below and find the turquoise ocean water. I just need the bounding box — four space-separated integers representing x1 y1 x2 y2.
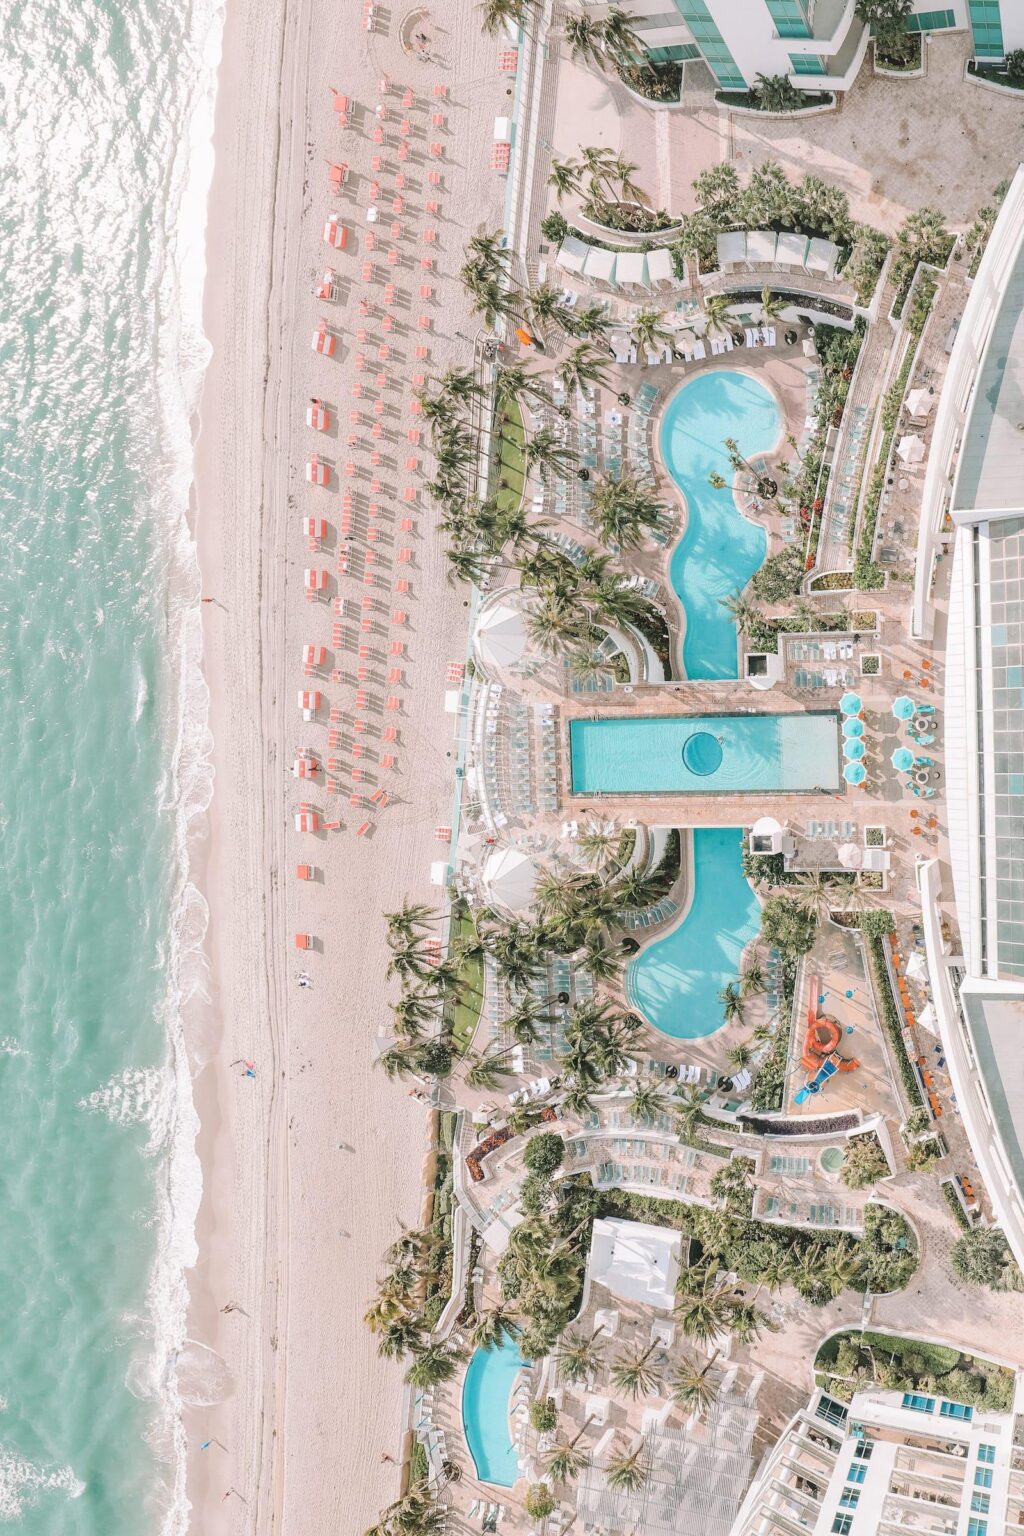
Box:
0 0 220 1528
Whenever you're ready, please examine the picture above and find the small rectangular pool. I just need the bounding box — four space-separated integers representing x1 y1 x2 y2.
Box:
569 713 840 795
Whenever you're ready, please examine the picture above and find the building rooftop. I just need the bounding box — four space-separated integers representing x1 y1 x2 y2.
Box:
952 245 1024 515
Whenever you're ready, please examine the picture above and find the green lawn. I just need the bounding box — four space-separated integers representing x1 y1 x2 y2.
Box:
449 907 484 1056
494 398 526 517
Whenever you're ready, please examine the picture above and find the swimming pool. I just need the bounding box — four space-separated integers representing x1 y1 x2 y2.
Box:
627 827 761 1039
661 370 781 679
461 1330 527 1487
569 713 840 795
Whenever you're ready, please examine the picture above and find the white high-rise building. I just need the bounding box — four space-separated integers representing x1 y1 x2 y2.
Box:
579 1 1024 95
730 1382 1024 1536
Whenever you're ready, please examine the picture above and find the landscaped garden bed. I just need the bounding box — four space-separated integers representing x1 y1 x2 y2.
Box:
815 1328 1014 1410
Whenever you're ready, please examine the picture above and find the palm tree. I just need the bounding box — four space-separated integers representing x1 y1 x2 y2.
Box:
748 1249 795 1303
523 425 577 482
631 308 671 356
565 301 611 341
555 1325 606 1384
675 1270 737 1344
438 366 483 405
494 360 551 412
490 923 545 990
372 1314 426 1360
569 648 615 687
385 902 436 947
718 982 745 1026
581 931 622 983
548 156 583 204
675 1084 706 1144
613 157 649 208
445 545 492 586
741 958 765 997
525 282 572 332
793 869 832 922
579 144 621 204
505 994 554 1047
605 1438 650 1494
405 1342 462 1388
564 10 604 66
464 1043 519 1091
729 1302 772 1345
561 1084 597 1118
726 1040 752 1072
629 1079 671 1124
719 589 760 633
601 6 645 67
589 472 665 550
470 1303 516 1351
703 294 732 336
820 1238 865 1298
543 1422 593 1484
477 0 537 37
611 1343 661 1400
760 286 785 323
376 1043 421 1081
669 1351 721 1415
392 990 437 1040
367 1487 446 1536
526 599 584 657
557 342 610 397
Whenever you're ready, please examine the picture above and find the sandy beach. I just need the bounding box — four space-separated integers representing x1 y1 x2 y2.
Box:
186 0 510 1530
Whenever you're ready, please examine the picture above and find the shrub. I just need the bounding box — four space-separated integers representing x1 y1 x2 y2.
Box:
752 72 804 113
760 894 817 958
942 1179 971 1231
840 1133 891 1189
1005 48 1024 84
951 1227 1023 1291
752 542 806 603
525 1484 556 1520
860 928 924 1108
523 1131 565 1176
617 58 682 101
529 1397 557 1433
541 211 569 243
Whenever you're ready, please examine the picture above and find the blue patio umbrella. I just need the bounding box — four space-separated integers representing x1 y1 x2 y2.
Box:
891 747 914 771
843 739 866 761
843 761 867 786
842 717 865 738
892 695 915 719
840 692 862 715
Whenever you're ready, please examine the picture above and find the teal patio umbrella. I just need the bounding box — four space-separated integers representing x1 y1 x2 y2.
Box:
840 692 863 715
843 761 867 786
892 696 915 720
842 718 864 738
891 747 914 771
843 739 866 761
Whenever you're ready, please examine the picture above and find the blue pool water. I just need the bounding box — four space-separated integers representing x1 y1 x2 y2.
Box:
462 1332 527 1487
569 714 840 795
661 370 781 679
627 828 761 1039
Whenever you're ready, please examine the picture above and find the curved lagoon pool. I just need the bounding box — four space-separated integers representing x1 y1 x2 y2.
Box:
627 827 761 1039
462 1330 527 1487
661 369 781 679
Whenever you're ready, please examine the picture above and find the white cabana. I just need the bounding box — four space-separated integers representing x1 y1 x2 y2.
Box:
582 245 616 284
615 250 648 289
717 231 747 268
475 600 529 670
776 232 809 268
555 236 589 275
745 230 778 265
905 387 935 418
481 847 540 913
806 237 840 277
897 433 926 465
646 246 675 288
587 1217 681 1311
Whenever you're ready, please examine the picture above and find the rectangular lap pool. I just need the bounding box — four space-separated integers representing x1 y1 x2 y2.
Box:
569 713 840 795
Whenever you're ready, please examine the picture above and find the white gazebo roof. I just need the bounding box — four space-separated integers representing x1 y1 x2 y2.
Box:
745 230 778 265
646 246 675 286
475 600 529 670
481 847 540 913
556 236 589 274
587 1217 681 1311
583 245 616 284
717 231 747 268
776 232 809 268
615 250 648 288
806 238 840 277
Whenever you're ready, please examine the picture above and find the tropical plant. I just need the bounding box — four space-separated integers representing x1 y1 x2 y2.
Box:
675 1267 738 1344
589 471 665 549
405 1342 462 1388
464 1043 520 1091
670 1352 720 1415
752 73 804 113
523 424 577 482
365 1485 446 1536
840 1133 891 1190
675 1083 707 1143
563 9 604 65
600 7 645 67
542 1419 594 1483
557 341 610 396
524 1484 556 1521
384 902 437 947
555 1325 606 1383
760 286 785 322
470 1304 517 1352
631 307 672 356
718 982 745 1026
760 894 817 958
523 1130 566 1175
951 1228 1023 1291
718 589 760 634
505 993 555 1046
605 1438 650 1493
478 0 540 37
703 294 732 336
628 1078 671 1124
494 360 552 412
610 1342 661 1400
741 958 765 996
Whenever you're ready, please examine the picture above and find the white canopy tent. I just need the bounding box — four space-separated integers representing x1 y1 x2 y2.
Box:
806 237 840 277
555 236 589 274
776 232 809 268
646 246 675 287
717 231 747 268
615 250 648 289
587 1217 681 1311
475 600 529 670
481 847 540 914
745 230 778 265
583 245 616 284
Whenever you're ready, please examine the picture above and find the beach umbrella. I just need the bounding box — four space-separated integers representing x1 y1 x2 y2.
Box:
906 387 934 419
891 747 914 771
843 739 866 761
837 842 862 870
892 696 915 720
907 951 927 980
896 433 925 465
840 691 862 715
843 762 867 786
918 1002 939 1035
842 718 865 738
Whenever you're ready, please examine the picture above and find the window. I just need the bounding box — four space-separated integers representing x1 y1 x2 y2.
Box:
764 0 810 37
839 1488 860 1509
901 1393 936 1413
940 1400 973 1421
817 1396 849 1428
971 1493 991 1514
674 0 746 88
975 1467 994 1488
832 1517 853 1536
846 1464 867 1484
968 0 1004 57
967 1520 988 1536
853 1441 873 1461
978 1443 996 1464
906 7 956 30
789 52 827 74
